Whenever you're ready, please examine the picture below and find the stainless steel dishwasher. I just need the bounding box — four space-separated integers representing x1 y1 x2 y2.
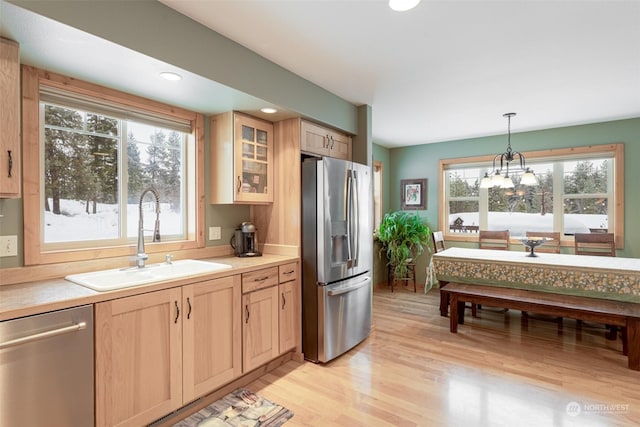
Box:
0 304 94 426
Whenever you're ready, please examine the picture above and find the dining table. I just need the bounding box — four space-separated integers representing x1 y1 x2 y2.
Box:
433 247 640 316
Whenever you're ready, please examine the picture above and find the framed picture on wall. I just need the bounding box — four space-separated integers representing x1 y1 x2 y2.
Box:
400 178 427 210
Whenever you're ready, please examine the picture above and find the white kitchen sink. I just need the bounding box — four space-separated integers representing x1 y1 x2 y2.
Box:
65 259 232 292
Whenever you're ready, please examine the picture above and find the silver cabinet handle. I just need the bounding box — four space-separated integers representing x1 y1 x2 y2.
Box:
0 322 86 350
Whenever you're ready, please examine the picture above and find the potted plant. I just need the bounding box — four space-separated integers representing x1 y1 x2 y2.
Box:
377 211 431 280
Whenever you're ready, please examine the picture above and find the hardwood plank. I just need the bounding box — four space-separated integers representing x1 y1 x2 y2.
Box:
241 287 640 426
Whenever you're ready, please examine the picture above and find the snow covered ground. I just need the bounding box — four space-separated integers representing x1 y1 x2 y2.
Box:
449 212 608 236
44 198 182 243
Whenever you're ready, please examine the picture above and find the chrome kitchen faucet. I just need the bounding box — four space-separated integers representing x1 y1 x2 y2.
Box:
135 187 161 268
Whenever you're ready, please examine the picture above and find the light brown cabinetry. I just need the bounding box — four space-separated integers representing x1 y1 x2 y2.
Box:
210 112 274 204
96 276 242 427
301 120 352 160
242 267 280 372
182 276 242 402
0 38 21 198
95 288 183 427
278 262 298 353
241 262 299 371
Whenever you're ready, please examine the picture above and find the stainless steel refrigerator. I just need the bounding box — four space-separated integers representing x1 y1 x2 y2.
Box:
302 157 373 363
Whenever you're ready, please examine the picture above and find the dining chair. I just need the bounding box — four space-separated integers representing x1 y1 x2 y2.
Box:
479 230 510 250
432 231 446 253
477 230 510 313
574 232 617 339
525 231 561 254
427 231 445 288
522 231 562 325
428 231 446 293
431 231 477 315
574 233 616 257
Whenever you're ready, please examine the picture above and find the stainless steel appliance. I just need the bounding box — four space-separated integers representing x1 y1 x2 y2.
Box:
0 305 94 426
302 157 373 363
230 221 262 257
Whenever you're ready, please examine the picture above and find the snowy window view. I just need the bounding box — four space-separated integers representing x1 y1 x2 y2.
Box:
41 102 187 247
445 157 613 237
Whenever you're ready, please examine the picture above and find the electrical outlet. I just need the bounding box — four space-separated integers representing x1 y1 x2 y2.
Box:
0 235 18 257
209 226 222 241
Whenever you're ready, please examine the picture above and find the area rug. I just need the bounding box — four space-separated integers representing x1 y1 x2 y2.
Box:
173 388 293 427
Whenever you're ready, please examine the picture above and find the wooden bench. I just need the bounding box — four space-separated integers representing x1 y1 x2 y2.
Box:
444 282 640 370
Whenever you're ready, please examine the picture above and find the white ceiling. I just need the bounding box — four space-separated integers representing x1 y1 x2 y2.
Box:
2 1 639 148
160 0 640 147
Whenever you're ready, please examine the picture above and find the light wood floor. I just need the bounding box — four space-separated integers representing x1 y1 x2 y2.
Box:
246 285 640 426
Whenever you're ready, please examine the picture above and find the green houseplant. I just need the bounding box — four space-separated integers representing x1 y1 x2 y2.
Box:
377 211 431 280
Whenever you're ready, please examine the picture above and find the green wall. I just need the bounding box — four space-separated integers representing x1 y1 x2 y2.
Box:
374 117 640 287
9 0 358 134
0 1 368 269
372 143 390 286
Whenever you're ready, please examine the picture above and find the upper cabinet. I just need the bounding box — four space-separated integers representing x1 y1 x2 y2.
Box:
301 120 352 161
210 112 274 204
0 38 21 198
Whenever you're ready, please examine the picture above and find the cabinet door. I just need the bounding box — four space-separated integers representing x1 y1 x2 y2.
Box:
242 286 279 372
279 280 297 353
183 276 242 402
95 288 182 427
327 130 352 161
301 120 329 157
0 38 21 198
234 114 274 203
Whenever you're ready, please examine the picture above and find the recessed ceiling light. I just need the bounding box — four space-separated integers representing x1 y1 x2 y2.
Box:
261 107 277 114
159 72 182 81
389 0 420 12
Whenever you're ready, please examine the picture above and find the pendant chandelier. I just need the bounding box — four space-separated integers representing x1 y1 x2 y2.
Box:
480 112 537 189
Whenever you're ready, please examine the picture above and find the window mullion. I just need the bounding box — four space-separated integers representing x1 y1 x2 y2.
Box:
553 162 564 234
479 187 488 229
121 121 128 243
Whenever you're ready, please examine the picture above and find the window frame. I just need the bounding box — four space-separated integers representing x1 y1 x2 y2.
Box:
22 65 205 265
438 143 624 248
373 160 383 233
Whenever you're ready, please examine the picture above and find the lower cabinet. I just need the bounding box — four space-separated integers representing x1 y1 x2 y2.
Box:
95 287 183 427
241 267 280 372
182 276 242 402
94 262 298 427
95 275 242 427
242 262 299 372
278 263 298 353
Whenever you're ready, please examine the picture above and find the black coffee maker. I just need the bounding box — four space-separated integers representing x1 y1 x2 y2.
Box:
230 222 261 257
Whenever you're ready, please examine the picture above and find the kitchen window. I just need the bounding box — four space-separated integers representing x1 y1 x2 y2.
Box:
22 66 204 265
439 144 624 247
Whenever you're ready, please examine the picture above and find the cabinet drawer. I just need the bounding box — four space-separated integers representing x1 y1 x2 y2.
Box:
242 267 278 293
279 263 298 283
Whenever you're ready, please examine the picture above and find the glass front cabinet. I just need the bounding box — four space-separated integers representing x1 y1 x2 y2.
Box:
210 112 274 204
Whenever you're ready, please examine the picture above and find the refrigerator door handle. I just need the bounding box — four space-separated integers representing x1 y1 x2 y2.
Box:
326 276 371 296
352 170 359 267
346 171 353 264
